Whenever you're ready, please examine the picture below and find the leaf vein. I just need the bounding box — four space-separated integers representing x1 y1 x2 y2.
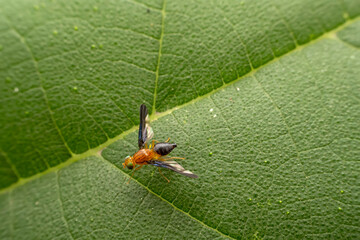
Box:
56 171 75 240
1 16 359 196
152 0 167 114
99 156 236 239
0 11 74 158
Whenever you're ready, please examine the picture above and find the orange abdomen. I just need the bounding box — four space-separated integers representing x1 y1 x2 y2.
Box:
133 149 159 164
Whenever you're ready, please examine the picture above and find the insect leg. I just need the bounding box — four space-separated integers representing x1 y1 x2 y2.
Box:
164 137 170 143
149 140 155 149
126 165 143 184
149 139 162 148
158 167 170 183
148 140 158 149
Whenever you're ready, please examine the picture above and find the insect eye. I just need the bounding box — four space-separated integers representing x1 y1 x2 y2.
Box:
126 162 133 169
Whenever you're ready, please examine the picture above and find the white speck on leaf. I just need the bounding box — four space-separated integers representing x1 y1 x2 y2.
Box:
210 108 213 112
213 114 217 118
14 87 19 92
236 87 240 91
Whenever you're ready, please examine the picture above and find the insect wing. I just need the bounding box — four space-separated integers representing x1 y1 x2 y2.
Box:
138 104 153 149
145 114 154 141
149 160 198 178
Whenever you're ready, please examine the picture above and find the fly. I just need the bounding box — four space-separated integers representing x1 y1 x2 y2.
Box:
123 104 198 182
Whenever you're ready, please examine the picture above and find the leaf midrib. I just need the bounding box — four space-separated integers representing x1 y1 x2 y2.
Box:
0 16 358 197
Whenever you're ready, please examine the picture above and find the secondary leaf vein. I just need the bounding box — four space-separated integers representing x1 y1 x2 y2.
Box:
152 0 167 114
98 155 236 240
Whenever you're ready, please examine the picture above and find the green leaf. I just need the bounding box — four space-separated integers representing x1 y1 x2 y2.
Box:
1 0 359 239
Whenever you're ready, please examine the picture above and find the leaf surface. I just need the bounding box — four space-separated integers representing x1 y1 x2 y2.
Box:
0 0 359 239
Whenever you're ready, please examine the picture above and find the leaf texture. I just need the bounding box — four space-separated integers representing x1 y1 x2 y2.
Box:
0 0 359 239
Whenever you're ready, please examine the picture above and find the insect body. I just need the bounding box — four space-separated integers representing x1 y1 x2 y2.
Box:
124 142 176 168
123 104 197 182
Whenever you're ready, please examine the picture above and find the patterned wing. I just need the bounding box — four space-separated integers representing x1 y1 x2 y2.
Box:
148 160 198 178
138 104 153 149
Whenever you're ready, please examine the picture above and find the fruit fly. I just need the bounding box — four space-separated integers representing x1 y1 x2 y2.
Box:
123 104 198 182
